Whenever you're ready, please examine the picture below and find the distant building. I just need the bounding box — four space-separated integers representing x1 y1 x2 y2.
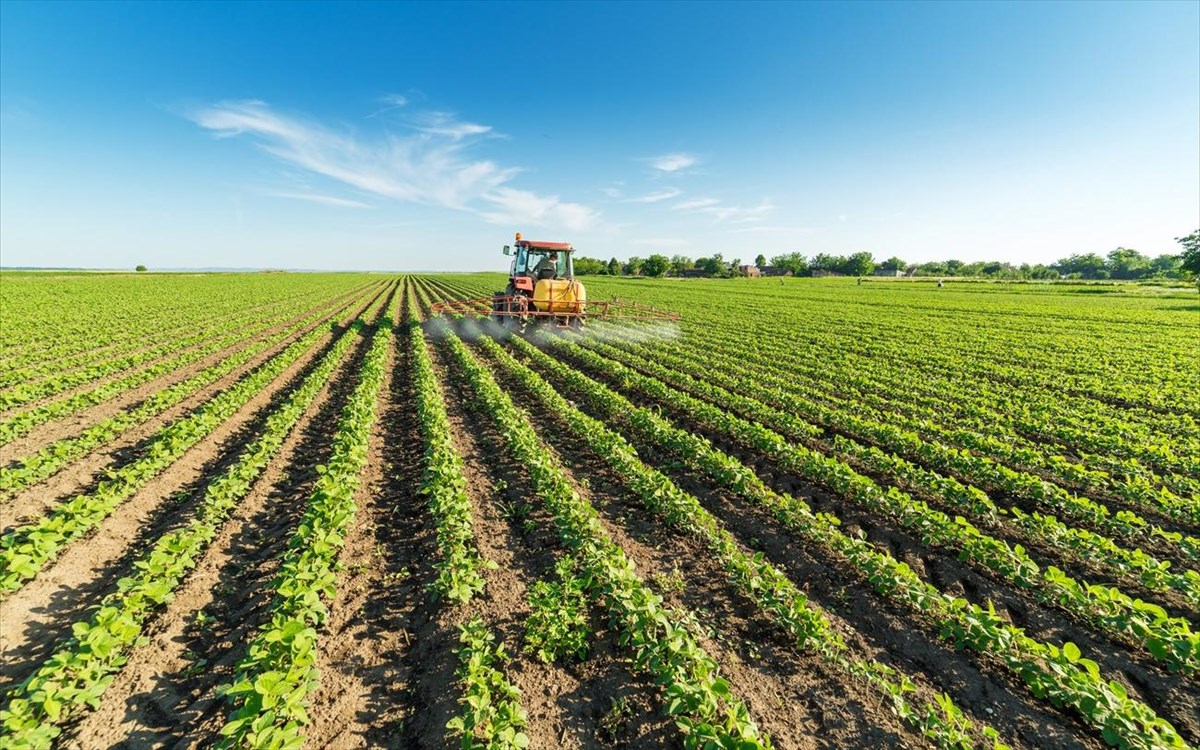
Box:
678 268 709 278
875 269 904 277
760 266 793 277
811 269 841 278
738 264 761 277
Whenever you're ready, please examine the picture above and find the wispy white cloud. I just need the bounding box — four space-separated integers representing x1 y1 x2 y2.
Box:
188 99 598 230
602 186 623 199
647 152 699 173
672 197 720 210
627 187 682 204
365 93 409 118
408 111 494 140
673 196 774 222
263 191 373 209
479 187 599 232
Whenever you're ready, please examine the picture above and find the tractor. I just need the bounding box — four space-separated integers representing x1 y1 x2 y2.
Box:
430 232 679 331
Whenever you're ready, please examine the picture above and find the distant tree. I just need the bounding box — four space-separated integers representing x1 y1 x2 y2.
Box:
669 254 694 276
1106 247 1151 280
607 257 621 276
1053 252 1109 279
1029 264 1059 280
809 253 838 273
839 252 875 277
642 254 671 277
729 258 744 276
623 256 644 276
754 253 767 269
770 252 808 275
916 261 948 276
1148 254 1181 278
573 256 606 275
878 256 906 272
695 253 726 276
135 265 147 272
1176 230 1200 279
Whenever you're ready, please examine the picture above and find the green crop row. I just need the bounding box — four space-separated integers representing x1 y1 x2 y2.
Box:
533 333 1189 749
0 294 377 594
0 291 328 412
597 329 1200 601
0 286 379 501
411 320 491 603
0 288 325 391
627 322 1200 528
405 284 529 750
483 334 1005 750
217 306 393 749
0 292 353 446
438 323 771 749
556 337 1200 675
0 298 364 750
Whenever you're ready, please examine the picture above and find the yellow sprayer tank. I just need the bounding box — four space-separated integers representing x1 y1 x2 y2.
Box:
532 278 586 314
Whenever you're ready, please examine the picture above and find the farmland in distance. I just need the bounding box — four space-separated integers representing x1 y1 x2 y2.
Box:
0 271 1197 750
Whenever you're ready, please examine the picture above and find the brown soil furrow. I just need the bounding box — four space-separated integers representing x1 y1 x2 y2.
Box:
554 343 1194 745
0 286 394 695
55 289 394 750
1 281 376 461
301 291 422 749
0 284 384 533
413 323 677 749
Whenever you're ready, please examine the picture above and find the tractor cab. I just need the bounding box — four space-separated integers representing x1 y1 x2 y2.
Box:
503 235 575 289
494 233 585 327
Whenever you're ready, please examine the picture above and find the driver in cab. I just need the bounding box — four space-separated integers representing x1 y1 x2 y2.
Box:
534 252 559 279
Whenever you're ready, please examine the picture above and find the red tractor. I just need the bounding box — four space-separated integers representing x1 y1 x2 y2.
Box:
430 232 679 331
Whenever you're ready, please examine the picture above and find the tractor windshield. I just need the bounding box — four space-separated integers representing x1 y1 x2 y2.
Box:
523 250 570 279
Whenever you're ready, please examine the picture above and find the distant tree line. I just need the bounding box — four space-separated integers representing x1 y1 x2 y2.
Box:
572 230 1200 281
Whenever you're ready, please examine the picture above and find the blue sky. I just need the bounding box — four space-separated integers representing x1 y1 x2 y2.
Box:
1 0 1197 271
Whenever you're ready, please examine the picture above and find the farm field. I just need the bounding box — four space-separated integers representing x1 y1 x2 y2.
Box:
0 271 1197 750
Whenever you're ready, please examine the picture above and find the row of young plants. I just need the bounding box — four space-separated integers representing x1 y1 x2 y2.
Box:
0 296 368 750
216 303 395 748
410 317 491 604
0 274 372 370
600 275 1193 418
0 293 354 446
641 305 1198 488
0 288 391 594
438 325 772 749
600 331 1200 598
481 335 1005 750
509 333 1189 750
557 337 1200 676
0 289 336 413
580 280 1196 475
0 287 332 391
630 323 1200 523
724 287 1194 421
406 285 530 750
0 286 380 501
